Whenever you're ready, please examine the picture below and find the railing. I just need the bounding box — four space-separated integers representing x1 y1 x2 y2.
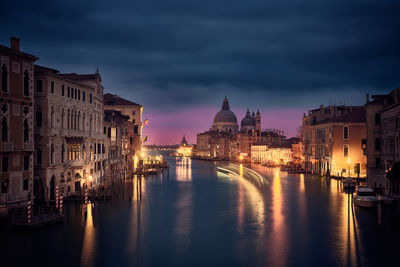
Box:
1 142 13 151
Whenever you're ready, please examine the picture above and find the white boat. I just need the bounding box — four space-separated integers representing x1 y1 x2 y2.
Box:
353 187 378 207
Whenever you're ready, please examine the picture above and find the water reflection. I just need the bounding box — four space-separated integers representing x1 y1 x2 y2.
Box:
270 168 287 267
176 157 192 182
81 202 96 267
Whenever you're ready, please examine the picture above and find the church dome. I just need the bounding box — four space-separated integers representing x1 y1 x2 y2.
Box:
241 108 256 130
212 96 238 133
213 110 238 124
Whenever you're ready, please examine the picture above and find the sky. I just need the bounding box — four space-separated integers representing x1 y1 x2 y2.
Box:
1 0 400 144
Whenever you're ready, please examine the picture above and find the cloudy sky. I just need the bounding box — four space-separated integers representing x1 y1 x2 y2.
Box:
1 0 399 144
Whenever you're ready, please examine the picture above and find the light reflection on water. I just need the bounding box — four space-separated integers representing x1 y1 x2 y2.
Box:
2 158 399 267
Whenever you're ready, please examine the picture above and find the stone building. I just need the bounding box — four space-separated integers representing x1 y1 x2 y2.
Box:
103 93 143 171
250 141 268 163
104 110 130 183
33 65 106 202
0 37 38 208
365 89 400 197
302 105 367 177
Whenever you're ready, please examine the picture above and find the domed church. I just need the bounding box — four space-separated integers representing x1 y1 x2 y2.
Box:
212 96 239 133
241 109 261 131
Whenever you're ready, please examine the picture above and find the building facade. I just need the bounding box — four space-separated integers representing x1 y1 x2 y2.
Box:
0 38 38 208
302 105 367 177
33 65 106 202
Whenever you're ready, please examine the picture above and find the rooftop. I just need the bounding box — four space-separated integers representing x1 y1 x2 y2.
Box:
104 93 142 107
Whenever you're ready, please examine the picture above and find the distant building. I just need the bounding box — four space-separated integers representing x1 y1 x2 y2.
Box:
103 93 143 170
302 105 366 177
194 96 286 161
177 136 194 157
250 141 268 163
0 37 38 208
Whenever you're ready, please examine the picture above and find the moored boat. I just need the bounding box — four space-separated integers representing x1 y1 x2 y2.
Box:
353 186 378 207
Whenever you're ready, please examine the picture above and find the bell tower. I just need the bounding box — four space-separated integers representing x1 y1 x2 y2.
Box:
255 109 261 131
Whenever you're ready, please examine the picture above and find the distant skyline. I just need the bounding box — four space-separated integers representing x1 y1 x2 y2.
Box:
1 0 399 145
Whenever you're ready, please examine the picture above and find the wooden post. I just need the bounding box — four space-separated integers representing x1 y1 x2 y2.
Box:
56 186 59 209
27 200 31 225
59 195 63 216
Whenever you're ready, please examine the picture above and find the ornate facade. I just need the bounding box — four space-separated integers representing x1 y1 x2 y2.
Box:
0 38 38 208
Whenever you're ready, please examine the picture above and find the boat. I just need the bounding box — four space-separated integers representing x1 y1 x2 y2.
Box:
353 186 378 207
342 178 356 190
378 195 394 205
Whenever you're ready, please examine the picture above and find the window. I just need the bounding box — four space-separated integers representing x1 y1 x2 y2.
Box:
90 94 92 103
343 126 349 140
37 149 42 165
1 179 8 193
71 87 74 99
354 163 361 175
24 70 29 96
51 143 54 164
83 91 86 102
61 143 65 163
68 86 71 98
51 81 55 93
24 155 29 170
107 127 111 138
375 157 381 167
36 80 43 93
75 88 77 99
2 156 8 172
78 90 81 100
134 125 138 134
344 145 349 157
23 179 29 191
23 119 29 142
111 128 116 141
132 111 136 116
1 117 8 142
62 85 65 96
375 113 381 125
36 106 42 127
375 138 381 151
1 64 8 92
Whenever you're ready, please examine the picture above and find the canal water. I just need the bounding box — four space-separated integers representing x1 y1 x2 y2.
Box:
1 156 400 267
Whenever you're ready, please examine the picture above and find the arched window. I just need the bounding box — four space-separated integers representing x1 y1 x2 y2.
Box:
51 106 55 128
51 143 54 164
1 117 8 142
37 149 42 165
23 119 29 142
82 144 86 160
67 109 70 129
1 64 8 92
23 70 29 96
343 126 349 140
344 145 349 157
77 111 80 130
61 109 65 129
90 114 93 132
82 113 86 131
61 143 65 163
36 106 42 127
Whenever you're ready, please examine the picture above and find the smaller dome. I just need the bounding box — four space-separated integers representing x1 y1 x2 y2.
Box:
241 116 256 127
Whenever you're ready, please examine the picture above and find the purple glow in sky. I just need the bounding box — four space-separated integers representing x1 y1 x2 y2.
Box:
143 106 304 145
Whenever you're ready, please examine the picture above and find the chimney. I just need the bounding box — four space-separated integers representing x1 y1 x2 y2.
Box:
366 93 370 104
10 37 20 51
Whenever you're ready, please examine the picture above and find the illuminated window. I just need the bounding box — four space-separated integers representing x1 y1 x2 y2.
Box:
111 128 116 141
24 70 29 96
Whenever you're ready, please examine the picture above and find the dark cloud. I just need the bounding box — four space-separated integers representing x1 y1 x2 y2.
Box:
1 0 399 111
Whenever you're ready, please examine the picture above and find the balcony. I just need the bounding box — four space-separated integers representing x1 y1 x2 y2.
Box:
1 142 13 151
69 159 85 167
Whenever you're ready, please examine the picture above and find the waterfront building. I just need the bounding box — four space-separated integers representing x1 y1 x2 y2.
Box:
104 110 130 183
103 93 143 170
250 141 268 163
0 37 38 208
365 89 400 197
290 139 303 169
177 136 194 157
33 65 106 201
302 105 367 177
